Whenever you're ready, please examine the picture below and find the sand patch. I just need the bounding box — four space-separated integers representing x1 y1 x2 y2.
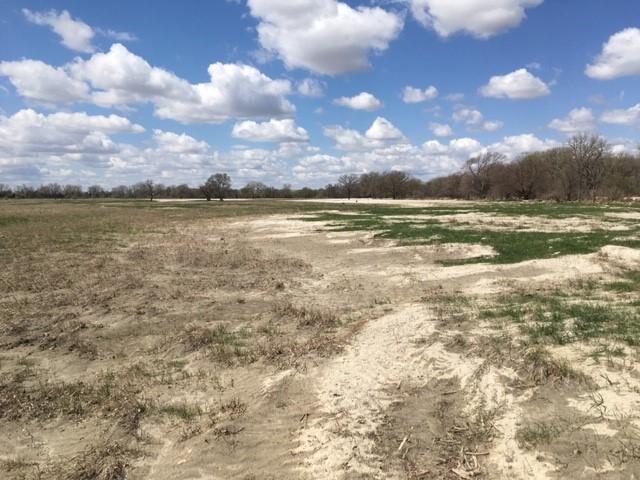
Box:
295 304 483 479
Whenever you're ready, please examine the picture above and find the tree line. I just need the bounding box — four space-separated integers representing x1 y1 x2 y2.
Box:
2 134 639 202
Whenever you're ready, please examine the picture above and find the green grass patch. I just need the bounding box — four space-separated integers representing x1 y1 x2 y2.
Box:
485 293 640 346
303 205 640 264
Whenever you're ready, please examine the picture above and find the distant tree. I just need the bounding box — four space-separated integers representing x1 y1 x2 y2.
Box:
337 174 359 200
359 172 383 198
465 152 505 198
201 173 231 201
130 180 154 200
240 181 268 199
280 183 293 198
14 184 35 199
568 133 609 201
0 183 13 198
144 180 156 201
111 185 130 198
37 183 63 198
87 185 105 198
383 171 411 199
63 184 83 199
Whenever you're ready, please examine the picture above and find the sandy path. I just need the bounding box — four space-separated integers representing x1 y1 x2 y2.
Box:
295 304 483 479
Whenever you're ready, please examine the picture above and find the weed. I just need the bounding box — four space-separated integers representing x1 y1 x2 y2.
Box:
273 301 338 329
517 421 563 448
520 347 587 385
159 403 202 421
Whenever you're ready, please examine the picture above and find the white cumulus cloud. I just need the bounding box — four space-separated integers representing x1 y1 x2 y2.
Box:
403 85 438 103
231 118 310 143
365 117 405 141
324 116 403 150
152 130 209 154
0 59 90 104
480 68 550 99
23 9 95 53
409 0 543 38
2 44 295 124
601 104 640 128
452 107 504 132
247 0 403 75
334 92 383 111
297 78 325 97
586 28 640 80
0 109 143 157
429 123 453 137
549 108 597 135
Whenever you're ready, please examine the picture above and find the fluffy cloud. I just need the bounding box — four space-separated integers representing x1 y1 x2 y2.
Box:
297 78 325 97
549 108 597 135
0 109 143 157
409 0 543 38
324 116 403 150
69 44 194 107
1 44 295 124
403 85 438 103
247 0 403 75
334 92 383 111
487 134 559 158
452 107 504 132
601 104 640 128
0 60 90 104
23 9 95 53
365 117 405 141
22 9 136 53
231 118 310 143
429 123 453 137
586 28 640 80
152 130 209 154
480 68 550 99
293 141 468 183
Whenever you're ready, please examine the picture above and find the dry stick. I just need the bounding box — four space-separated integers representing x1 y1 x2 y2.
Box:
398 435 410 453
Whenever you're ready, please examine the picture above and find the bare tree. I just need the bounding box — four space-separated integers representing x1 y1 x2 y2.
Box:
63 185 83 199
201 173 231 201
465 152 505 198
337 174 359 200
568 133 609 202
359 172 384 198
87 185 105 198
142 180 155 201
383 171 411 199
511 153 549 200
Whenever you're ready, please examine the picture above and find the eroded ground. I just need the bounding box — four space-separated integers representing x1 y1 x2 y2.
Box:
1 199 640 479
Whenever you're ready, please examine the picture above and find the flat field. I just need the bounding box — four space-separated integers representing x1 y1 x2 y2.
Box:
2 198 640 479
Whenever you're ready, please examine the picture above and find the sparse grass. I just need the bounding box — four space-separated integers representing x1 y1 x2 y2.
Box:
0 369 150 431
181 324 254 365
55 442 137 480
273 301 339 329
516 421 564 448
520 347 587 385
159 403 202 421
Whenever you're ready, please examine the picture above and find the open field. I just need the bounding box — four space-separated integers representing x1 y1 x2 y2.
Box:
2 198 640 479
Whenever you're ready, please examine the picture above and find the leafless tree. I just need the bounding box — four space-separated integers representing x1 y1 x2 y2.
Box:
568 133 609 202
465 152 505 198
337 174 359 200
383 171 411 199
142 180 155 201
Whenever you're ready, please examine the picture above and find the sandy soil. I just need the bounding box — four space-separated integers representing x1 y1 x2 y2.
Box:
2 204 640 480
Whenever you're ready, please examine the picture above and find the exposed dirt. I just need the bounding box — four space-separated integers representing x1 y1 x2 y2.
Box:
2 204 640 479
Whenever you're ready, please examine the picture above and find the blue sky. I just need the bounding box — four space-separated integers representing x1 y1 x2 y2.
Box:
1 0 640 187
